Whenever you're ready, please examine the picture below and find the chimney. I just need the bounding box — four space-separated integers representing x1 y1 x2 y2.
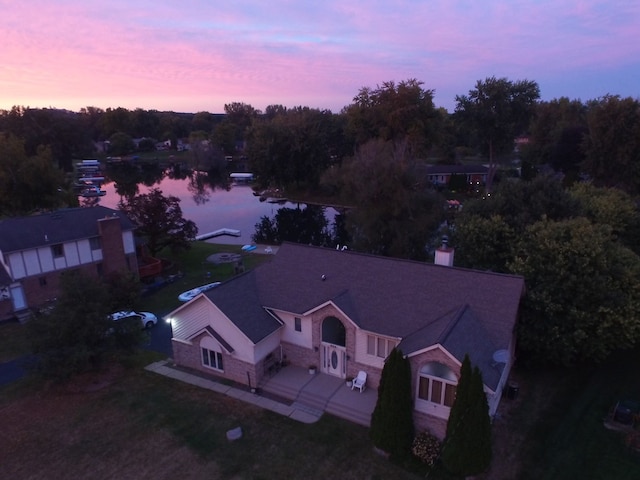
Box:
435 236 454 267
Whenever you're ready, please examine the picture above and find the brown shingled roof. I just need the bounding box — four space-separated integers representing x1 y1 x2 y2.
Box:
207 243 524 368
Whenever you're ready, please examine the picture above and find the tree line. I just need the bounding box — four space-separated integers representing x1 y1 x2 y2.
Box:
3 77 640 369
2 78 639 195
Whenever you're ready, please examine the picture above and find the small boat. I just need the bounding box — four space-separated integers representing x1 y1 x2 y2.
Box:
241 244 257 252
80 186 107 197
178 282 221 302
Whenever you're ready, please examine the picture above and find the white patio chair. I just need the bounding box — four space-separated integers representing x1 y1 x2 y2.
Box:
351 370 367 393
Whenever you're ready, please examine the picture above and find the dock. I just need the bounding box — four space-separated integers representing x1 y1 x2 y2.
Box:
195 228 241 241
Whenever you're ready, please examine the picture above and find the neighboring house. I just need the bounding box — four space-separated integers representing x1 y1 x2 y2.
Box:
166 242 524 438
425 164 489 187
0 206 138 321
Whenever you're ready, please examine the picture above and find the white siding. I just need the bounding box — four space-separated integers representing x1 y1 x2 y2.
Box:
8 253 26 279
64 242 80 267
123 231 135 254
277 310 312 348
77 239 93 264
253 330 283 363
171 299 211 339
53 254 66 270
37 247 55 272
23 250 41 276
170 297 256 363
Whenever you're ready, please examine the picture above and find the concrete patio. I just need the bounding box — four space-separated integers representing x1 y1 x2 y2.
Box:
145 360 377 427
259 365 377 427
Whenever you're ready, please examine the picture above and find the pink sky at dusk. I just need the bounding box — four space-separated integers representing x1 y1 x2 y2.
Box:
1 0 638 114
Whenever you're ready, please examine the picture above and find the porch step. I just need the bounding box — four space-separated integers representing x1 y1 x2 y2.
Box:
291 401 323 418
326 399 373 427
259 377 300 401
15 309 33 324
296 388 330 412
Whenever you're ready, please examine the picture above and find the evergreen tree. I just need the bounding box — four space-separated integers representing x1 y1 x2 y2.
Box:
369 348 414 458
441 354 492 475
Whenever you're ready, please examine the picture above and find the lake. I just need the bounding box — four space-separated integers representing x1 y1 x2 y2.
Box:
95 175 337 246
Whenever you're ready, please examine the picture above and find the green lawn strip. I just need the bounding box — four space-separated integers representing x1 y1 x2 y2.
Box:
0 321 31 362
97 370 427 479
520 348 640 480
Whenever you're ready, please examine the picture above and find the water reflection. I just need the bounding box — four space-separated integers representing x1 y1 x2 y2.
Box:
97 164 344 246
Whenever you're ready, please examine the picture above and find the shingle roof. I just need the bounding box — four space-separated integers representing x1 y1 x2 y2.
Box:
205 270 283 344
0 206 136 253
206 243 524 369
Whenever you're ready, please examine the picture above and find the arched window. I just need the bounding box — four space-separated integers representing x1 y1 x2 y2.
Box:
417 362 457 408
322 316 346 346
200 336 223 371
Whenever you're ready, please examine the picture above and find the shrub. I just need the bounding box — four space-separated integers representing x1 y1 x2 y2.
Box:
411 431 441 466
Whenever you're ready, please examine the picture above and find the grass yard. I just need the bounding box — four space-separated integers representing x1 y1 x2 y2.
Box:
0 321 31 362
137 241 273 314
484 348 640 480
2 241 640 478
0 366 428 480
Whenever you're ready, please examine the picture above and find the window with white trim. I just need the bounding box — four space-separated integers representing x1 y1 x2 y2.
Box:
417 362 457 407
366 335 396 358
202 348 223 371
200 336 224 371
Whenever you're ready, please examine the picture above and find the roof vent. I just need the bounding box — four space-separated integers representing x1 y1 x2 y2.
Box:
321 274 326 281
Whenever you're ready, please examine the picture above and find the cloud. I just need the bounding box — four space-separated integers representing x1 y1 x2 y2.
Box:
0 0 638 113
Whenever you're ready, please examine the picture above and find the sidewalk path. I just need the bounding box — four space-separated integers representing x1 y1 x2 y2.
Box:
145 360 321 424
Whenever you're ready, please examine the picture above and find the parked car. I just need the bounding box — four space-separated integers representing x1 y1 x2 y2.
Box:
109 310 158 329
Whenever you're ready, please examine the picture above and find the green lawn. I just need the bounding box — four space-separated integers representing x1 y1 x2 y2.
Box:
0 321 31 363
507 349 640 480
0 366 431 479
2 242 640 478
137 241 273 314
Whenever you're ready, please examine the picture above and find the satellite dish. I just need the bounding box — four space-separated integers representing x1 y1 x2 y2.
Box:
492 349 509 364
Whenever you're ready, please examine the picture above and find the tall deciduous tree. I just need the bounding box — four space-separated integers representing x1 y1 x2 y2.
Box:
455 77 540 190
582 95 640 195
29 271 144 381
370 348 414 459
118 188 198 257
0 134 66 215
441 355 492 476
509 217 640 365
569 182 640 251
343 79 439 157
451 214 515 272
323 139 445 259
523 97 588 184
246 107 342 190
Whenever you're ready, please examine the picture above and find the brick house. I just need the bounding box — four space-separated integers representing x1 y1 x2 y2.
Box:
166 242 524 438
0 206 138 321
425 164 489 187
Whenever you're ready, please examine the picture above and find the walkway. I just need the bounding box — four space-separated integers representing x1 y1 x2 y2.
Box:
145 360 376 426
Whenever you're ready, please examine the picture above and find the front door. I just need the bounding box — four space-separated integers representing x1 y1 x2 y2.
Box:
322 343 346 378
10 285 27 311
